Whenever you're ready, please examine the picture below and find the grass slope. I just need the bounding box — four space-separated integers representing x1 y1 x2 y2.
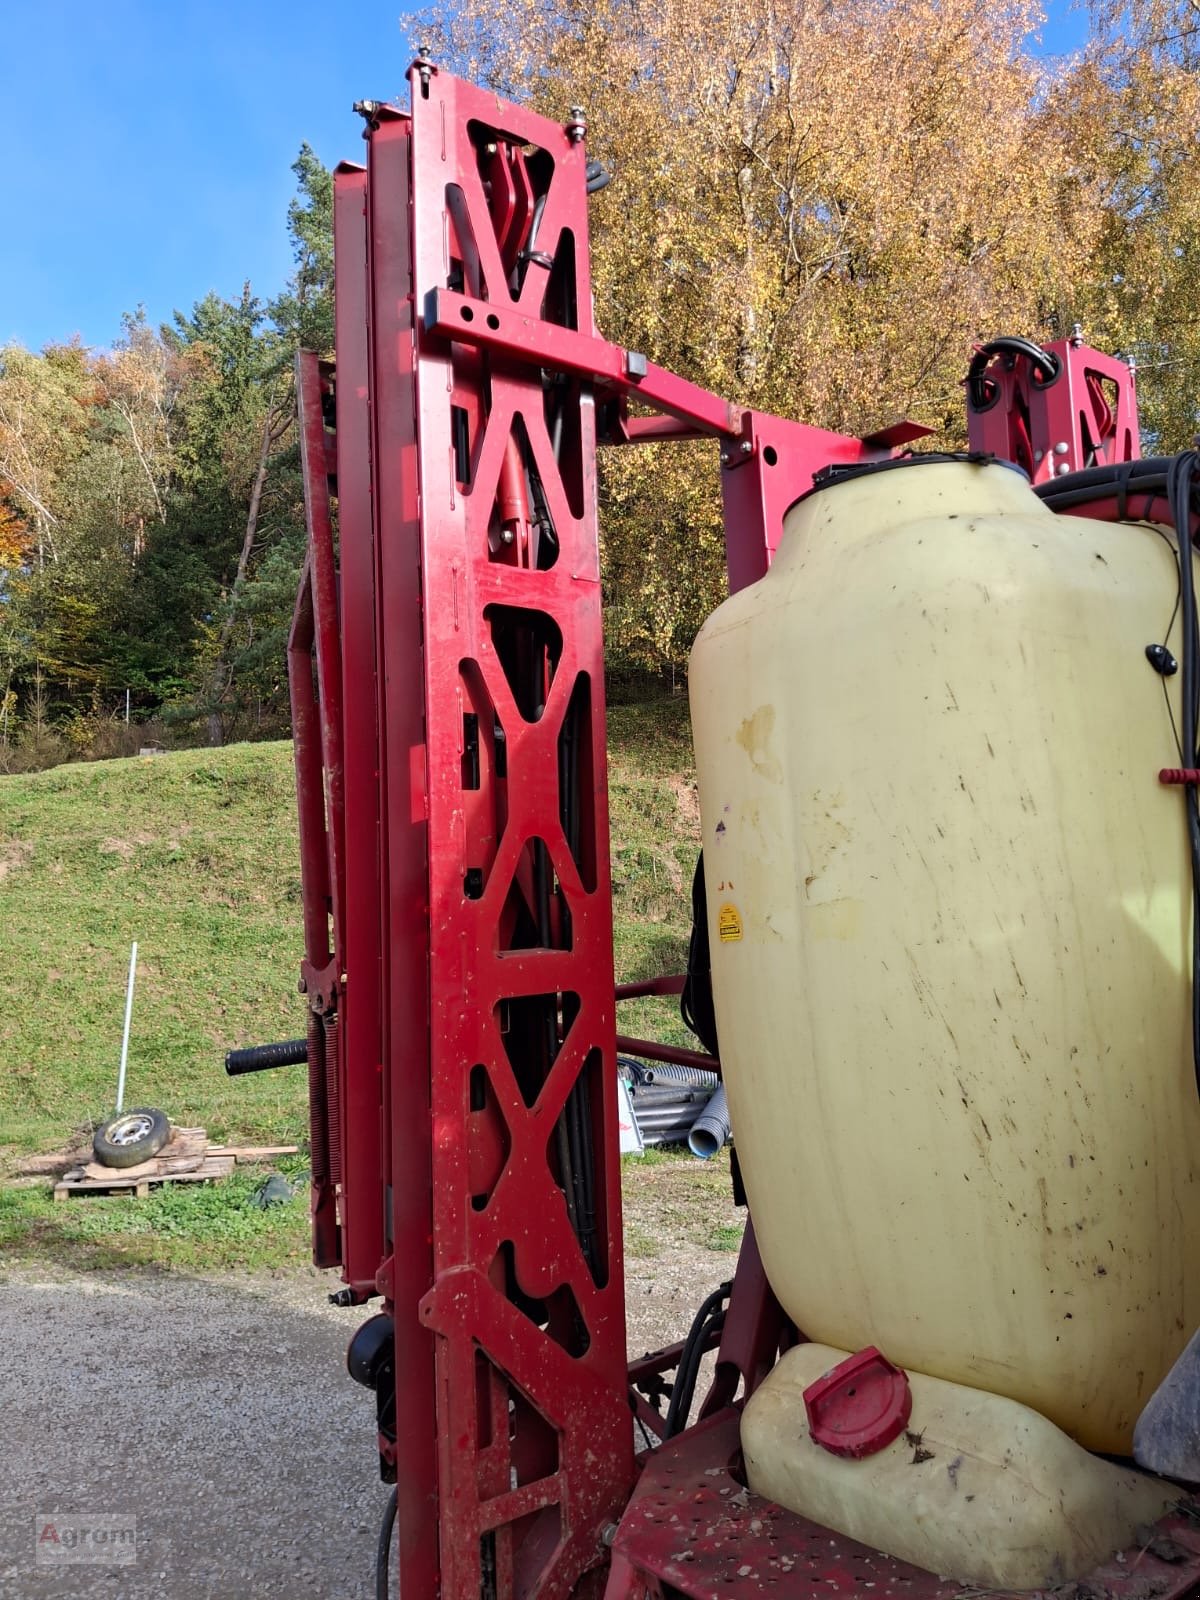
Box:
0 695 701 1170
1 744 308 1154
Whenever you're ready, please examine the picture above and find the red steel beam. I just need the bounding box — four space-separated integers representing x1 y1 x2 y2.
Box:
332 160 388 1296
286 553 339 1266
614 975 686 1000
362 110 441 1600
331 162 387 1292
295 352 346 960
404 66 634 1600
614 1036 719 1074
426 286 740 435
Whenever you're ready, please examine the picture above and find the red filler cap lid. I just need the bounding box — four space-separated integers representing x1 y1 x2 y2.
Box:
803 1346 913 1459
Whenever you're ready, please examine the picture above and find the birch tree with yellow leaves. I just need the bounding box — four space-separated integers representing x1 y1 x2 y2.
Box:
419 0 1104 667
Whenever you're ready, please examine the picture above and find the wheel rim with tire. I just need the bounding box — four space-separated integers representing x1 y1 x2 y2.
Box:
92 1106 171 1169
107 1113 156 1147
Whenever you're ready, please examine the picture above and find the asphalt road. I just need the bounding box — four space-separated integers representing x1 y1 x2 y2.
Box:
0 1269 386 1600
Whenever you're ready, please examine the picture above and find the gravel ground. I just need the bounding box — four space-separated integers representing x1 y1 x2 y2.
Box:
0 1156 741 1600
0 1268 383 1600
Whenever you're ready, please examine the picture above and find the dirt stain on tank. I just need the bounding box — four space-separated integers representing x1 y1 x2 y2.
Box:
736 704 783 784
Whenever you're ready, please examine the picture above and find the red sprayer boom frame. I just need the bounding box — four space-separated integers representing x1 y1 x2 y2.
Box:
964 332 1140 481
278 58 1196 1600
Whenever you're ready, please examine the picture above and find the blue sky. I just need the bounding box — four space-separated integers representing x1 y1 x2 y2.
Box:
2 1 1090 353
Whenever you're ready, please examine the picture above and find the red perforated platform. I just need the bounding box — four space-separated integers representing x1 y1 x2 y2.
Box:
610 1410 1200 1600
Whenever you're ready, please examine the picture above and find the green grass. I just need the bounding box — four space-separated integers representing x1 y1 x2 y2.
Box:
620 1144 679 1168
0 1158 313 1271
607 697 699 1051
0 696 701 1267
0 743 309 1155
706 1221 744 1253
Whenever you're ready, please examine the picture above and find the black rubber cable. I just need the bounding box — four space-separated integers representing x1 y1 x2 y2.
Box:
967 337 1061 410
1036 454 1171 497
1167 453 1200 1098
663 1281 731 1438
224 1038 308 1075
663 1305 726 1440
375 1486 397 1600
681 854 719 1058
1036 454 1200 1098
1035 459 1171 515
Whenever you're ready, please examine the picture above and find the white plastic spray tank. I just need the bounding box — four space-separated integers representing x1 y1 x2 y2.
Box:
688 456 1200 1456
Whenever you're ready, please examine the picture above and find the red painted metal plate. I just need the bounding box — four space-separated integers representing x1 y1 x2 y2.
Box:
966 337 1140 482
613 1411 1200 1600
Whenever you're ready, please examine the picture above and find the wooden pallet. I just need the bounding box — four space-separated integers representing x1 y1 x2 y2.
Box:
208 1143 299 1161
50 1129 301 1201
53 1153 237 1200
54 1127 227 1201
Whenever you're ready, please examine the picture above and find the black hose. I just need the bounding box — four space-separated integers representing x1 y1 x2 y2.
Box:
663 1281 731 1438
1036 455 1171 495
1167 453 1200 1098
375 1486 397 1600
967 337 1061 411
224 1038 308 1076
681 854 719 1058
1036 454 1200 1100
526 639 595 1275
1035 456 1172 515
663 1304 726 1439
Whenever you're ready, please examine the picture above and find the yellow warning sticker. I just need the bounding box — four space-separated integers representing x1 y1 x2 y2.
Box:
717 903 743 943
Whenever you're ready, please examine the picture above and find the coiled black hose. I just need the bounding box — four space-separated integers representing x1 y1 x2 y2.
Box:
1035 455 1173 516
967 337 1061 411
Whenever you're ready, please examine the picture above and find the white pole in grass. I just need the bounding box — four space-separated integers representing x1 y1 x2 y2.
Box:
115 941 138 1113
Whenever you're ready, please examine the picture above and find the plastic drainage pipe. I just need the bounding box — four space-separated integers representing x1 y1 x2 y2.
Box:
688 1084 731 1159
637 1062 720 1089
1134 1324 1200 1478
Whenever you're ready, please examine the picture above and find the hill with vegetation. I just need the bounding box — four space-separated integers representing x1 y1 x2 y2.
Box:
0 697 699 1163
6 0 1200 766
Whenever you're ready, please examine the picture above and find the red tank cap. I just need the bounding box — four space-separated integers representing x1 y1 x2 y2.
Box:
803 1346 913 1459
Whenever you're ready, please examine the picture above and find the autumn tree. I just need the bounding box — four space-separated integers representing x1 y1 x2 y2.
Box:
167 138 337 744
94 309 191 540
1050 0 1200 448
416 0 1103 668
0 341 95 572
0 144 331 762
0 341 126 734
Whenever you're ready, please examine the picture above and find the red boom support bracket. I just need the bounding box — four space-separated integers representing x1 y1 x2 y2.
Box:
966 332 1140 481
